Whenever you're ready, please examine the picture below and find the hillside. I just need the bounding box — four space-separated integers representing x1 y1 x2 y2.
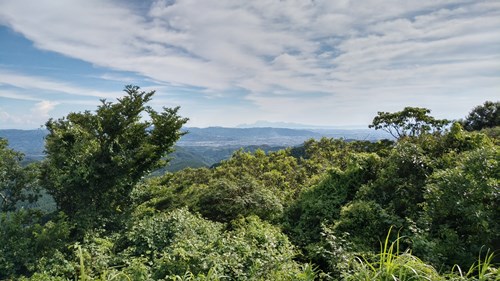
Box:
0 129 46 162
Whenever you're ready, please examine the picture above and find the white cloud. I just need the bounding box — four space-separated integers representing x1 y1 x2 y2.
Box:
0 100 58 128
0 90 39 101
0 70 122 99
31 100 59 118
0 0 499 127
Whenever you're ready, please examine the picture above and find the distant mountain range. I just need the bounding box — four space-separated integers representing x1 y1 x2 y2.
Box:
236 120 366 129
179 126 389 146
0 129 47 162
0 126 390 170
180 127 320 146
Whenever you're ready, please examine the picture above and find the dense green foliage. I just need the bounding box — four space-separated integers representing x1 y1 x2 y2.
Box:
1 92 499 280
40 85 188 231
461 101 499 131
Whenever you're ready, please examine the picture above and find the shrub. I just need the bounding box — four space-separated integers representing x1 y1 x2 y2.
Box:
0 211 71 279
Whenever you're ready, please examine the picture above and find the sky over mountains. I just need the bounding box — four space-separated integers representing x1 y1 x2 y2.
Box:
0 0 499 129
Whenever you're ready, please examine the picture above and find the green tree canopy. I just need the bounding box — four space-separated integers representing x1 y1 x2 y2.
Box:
196 176 284 222
461 101 500 131
422 146 500 267
41 85 188 230
369 107 449 139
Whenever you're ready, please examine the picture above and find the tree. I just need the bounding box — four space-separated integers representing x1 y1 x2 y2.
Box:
369 107 449 139
285 153 380 247
422 146 500 267
196 176 283 222
358 140 432 220
0 138 39 212
40 85 188 229
214 148 306 202
461 101 500 131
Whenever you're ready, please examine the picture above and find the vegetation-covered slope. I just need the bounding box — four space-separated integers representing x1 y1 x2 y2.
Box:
0 87 498 280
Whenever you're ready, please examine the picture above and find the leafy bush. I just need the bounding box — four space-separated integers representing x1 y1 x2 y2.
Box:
214 148 307 202
333 200 402 251
214 216 306 280
422 146 500 267
285 153 380 247
196 176 283 222
0 211 71 279
119 208 312 280
358 140 431 220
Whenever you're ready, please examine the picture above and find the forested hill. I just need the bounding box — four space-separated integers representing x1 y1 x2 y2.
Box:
0 129 46 162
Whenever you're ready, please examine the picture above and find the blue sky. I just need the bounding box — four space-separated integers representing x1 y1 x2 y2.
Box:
0 0 499 129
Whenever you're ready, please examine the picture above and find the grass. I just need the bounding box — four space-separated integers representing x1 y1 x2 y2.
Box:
75 244 132 281
448 249 499 281
340 227 500 281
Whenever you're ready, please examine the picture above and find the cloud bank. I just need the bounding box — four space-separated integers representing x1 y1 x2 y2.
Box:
0 0 499 127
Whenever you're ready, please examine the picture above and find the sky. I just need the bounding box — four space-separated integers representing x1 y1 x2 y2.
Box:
0 0 499 129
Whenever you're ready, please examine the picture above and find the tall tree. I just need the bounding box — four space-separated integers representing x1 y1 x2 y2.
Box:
41 85 188 229
369 107 449 139
461 101 500 131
